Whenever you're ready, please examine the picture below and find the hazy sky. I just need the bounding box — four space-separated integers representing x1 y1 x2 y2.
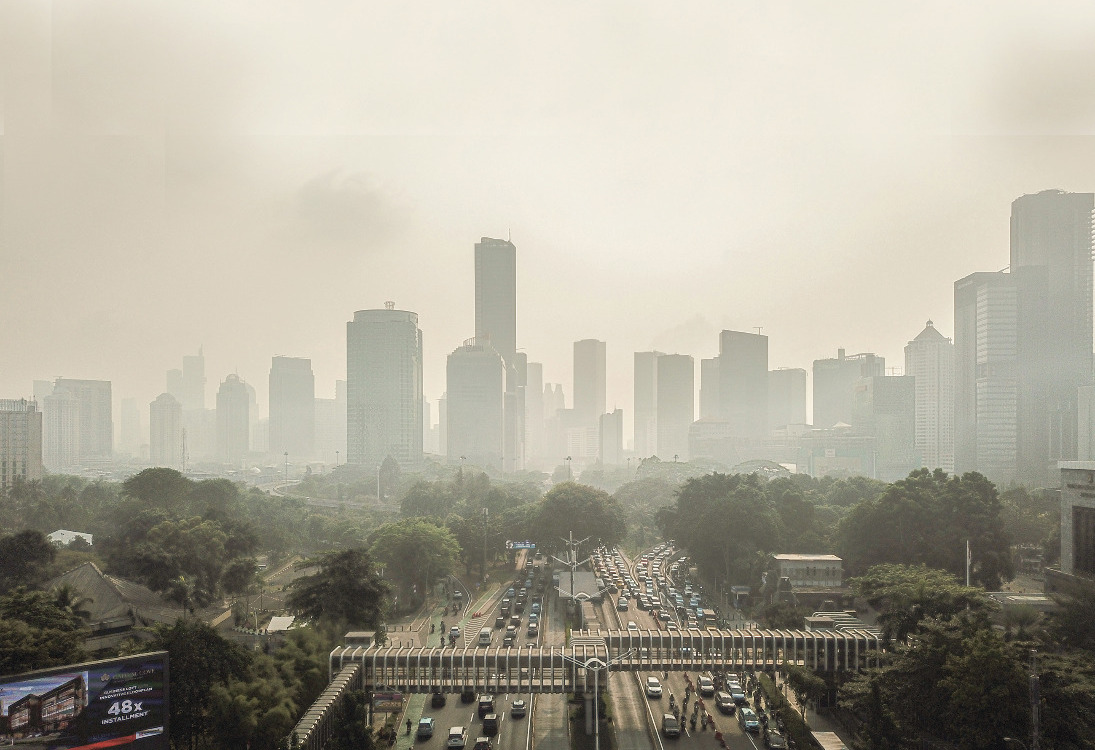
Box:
4 1 1095 436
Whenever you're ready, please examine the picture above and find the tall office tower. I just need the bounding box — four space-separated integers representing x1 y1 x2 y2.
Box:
149 393 184 469
904 321 955 473
346 306 423 471
50 379 113 461
269 356 316 459
0 400 43 490
181 348 206 411
43 390 81 470
422 399 433 452
634 351 661 457
812 350 886 428
119 398 141 456
546 383 566 418
474 238 517 366
717 330 768 439
315 394 340 463
1010 190 1095 484
216 374 250 465
954 272 1019 483
33 381 54 403
656 354 694 460
525 362 545 467
446 339 505 469
853 375 917 482
768 368 808 432
599 409 624 465
699 358 720 419
475 237 523 471
574 339 607 427
1080 386 1095 460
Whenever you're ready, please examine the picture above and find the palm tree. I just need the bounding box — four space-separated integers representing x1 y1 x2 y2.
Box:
52 583 94 622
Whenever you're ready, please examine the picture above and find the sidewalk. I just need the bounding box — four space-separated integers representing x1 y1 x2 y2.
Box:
770 672 856 748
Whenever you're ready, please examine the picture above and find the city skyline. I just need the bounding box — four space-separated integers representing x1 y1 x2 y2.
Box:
4 2 1095 439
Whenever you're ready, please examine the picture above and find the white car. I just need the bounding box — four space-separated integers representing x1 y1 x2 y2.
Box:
646 676 663 698
447 727 468 748
699 675 715 696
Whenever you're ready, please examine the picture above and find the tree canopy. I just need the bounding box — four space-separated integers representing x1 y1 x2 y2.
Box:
528 482 626 554
286 548 388 627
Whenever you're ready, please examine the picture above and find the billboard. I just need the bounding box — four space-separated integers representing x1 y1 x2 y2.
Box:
0 651 168 749
371 691 403 712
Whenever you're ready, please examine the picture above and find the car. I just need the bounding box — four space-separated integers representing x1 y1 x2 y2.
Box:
446 727 467 748
511 699 527 718
494 616 505 629
662 713 681 738
698 676 715 697
432 692 447 708
450 626 462 640
477 695 495 718
528 612 539 625
715 691 735 714
764 729 788 748
617 597 629 611
503 633 516 647
531 602 541 614
461 690 476 704
738 707 760 733
417 718 436 739
658 610 671 621
728 683 747 705
472 738 492 750
526 622 539 637
482 714 499 736
646 676 663 698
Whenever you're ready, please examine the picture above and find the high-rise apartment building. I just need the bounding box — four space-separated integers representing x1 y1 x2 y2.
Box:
717 330 768 439
315 381 348 464
599 409 624 465
853 375 917 482
954 272 1019 483
813 350 886 429
525 362 545 467
656 354 694 460
768 368 808 432
446 339 505 469
634 351 661 458
269 356 316 459
905 320 954 473
346 306 423 471
574 339 607 427
149 393 184 470
216 375 250 465
46 379 112 464
699 358 720 420
1010 190 1095 485
0 400 43 490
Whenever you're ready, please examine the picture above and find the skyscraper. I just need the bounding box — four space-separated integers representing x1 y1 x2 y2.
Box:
574 339 607 427
269 356 316 459
599 409 624 465
216 375 250 465
656 354 694 460
954 271 1018 483
717 330 768 439
119 398 141 457
346 306 423 470
474 238 517 366
181 348 206 411
43 389 80 471
699 358 720 420
50 379 112 462
633 351 661 458
853 375 918 482
1010 190 1095 484
525 362 545 467
812 350 886 429
446 338 505 469
149 393 184 470
768 368 808 432
0 399 43 490
905 320 954 473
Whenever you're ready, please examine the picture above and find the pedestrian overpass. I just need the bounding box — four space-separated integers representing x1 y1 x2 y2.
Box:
290 627 882 750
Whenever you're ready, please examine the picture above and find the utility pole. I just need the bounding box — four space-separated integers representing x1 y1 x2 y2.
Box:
482 507 489 582
1030 648 1040 750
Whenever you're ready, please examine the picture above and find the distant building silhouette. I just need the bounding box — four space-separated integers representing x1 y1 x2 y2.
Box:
633 351 661 458
119 397 141 457
149 392 184 469
656 354 694 460
269 356 315 460
0 399 43 490
315 380 347 464
43 379 112 469
768 368 808 432
446 338 505 470
717 330 768 439
599 409 624 465
812 349 885 429
853 375 917 482
216 375 250 464
525 362 545 467
905 320 954 474
346 307 423 471
699 357 720 420
574 339 607 428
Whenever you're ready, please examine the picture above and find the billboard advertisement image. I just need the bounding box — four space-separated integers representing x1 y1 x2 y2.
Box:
0 651 168 749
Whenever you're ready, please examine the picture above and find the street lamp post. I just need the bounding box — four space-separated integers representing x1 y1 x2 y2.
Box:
560 649 634 750
284 451 288 486
482 507 489 583
565 455 572 480
335 450 339 467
